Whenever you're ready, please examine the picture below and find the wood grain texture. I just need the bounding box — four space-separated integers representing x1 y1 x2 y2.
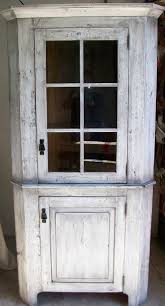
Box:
17 19 38 183
8 19 38 183
143 17 158 182
13 186 41 306
124 185 153 305
8 20 22 182
127 17 157 183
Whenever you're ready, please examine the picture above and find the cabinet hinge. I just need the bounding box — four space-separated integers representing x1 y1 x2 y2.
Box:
122 275 125 289
127 34 130 50
125 203 127 216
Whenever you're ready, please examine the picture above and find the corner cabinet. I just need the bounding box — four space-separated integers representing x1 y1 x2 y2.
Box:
2 4 164 306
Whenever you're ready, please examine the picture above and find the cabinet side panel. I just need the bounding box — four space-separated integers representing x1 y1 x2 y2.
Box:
138 186 153 303
13 185 27 301
17 19 38 182
23 189 42 299
143 17 157 181
8 20 22 181
128 17 158 183
14 186 42 304
128 18 146 183
124 186 153 304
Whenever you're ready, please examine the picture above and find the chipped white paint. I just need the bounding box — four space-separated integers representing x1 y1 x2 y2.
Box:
5 4 164 306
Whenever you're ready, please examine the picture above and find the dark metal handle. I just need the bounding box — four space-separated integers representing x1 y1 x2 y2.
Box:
41 208 47 223
39 139 45 155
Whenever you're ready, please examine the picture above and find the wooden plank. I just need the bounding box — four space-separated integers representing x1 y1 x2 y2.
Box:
127 18 146 183
13 186 42 305
22 188 42 304
17 19 38 182
8 20 22 182
123 185 153 305
128 17 158 183
116 26 128 182
13 186 27 301
143 17 158 181
35 29 47 182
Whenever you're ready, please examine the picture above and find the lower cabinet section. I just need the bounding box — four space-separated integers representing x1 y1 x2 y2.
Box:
39 196 126 292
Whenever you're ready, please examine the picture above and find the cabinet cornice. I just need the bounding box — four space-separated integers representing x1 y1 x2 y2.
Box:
1 3 164 21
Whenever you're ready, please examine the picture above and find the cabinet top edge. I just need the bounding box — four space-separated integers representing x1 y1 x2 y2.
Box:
1 3 164 21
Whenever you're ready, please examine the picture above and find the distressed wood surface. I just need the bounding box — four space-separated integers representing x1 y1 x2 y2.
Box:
13 186 41 306
17 19 38 183
8 20 22 182
8 19 38 183
124 185 153 306
40 196 125 292
127 17 157 183
143 17 158 181
1 3 164 21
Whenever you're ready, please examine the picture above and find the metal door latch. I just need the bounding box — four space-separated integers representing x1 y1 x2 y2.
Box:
39 139 45 155
41 208 47 223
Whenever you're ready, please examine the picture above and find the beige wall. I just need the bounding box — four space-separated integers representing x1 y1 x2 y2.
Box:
0 0 144 235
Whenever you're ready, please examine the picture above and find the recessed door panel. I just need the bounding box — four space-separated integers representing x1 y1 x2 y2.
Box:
53 211 113 281
40 196 126 292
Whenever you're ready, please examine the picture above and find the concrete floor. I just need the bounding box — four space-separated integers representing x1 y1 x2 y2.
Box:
0 240 164 306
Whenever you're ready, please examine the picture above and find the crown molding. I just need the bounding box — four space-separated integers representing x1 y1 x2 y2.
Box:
1 3 164 21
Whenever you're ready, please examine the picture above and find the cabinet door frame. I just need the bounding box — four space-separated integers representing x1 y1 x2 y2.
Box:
35 28 128 183
39 196 126 292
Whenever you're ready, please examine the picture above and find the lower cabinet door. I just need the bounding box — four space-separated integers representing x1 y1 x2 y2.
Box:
39 196 126 292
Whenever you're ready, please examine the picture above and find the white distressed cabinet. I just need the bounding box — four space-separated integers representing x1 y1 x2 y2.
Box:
1 3 164 306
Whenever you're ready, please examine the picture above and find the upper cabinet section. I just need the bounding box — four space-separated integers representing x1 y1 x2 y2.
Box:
4 4 164 184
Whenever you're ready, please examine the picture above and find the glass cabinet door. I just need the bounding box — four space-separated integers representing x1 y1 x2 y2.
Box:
35 28 128 183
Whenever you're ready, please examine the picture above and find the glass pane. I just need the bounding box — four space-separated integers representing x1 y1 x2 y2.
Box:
46 41 80 83
84 133 117 172
84 41 117 83
47 88 80 129
48 133 80 172
84 88 117 128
